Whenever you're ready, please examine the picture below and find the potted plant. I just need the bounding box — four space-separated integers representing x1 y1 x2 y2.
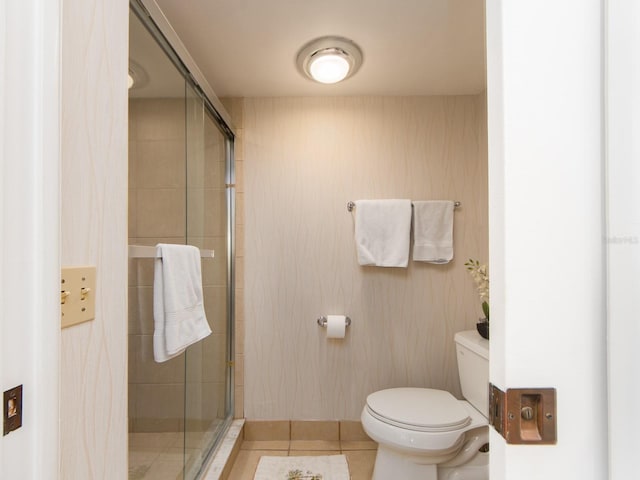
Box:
465 258 489 339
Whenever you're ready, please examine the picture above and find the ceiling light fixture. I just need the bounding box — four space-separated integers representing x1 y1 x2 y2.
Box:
128 60 149 91
296 36 363 84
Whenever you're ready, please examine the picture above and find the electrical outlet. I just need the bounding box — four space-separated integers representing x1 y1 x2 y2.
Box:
3 385 23 436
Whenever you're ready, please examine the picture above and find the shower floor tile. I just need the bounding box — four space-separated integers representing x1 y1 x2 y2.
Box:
129 432 191 480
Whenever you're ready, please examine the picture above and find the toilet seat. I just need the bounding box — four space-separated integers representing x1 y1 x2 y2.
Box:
362 387 488 454
366 388 471 432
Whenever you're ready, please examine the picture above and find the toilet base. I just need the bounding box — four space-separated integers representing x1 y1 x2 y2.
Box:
371 443 489 480
438 451 489 480
371 445 439 480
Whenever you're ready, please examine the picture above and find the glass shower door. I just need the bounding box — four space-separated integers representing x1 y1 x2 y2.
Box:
128 10 189 480
183 83 233 480
129 4 234 479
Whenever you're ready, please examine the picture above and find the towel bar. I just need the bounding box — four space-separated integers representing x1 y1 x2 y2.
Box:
128 245 215 259
347 200 461 212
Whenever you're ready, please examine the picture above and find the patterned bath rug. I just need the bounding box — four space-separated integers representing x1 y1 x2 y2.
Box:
254 455 350 480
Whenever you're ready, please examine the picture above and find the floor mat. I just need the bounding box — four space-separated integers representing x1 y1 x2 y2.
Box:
254 454 350 480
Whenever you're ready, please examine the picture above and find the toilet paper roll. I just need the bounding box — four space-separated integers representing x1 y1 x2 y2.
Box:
326 315 346 339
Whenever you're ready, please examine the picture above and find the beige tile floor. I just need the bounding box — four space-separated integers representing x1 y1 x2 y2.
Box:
226 420 377 479
129 432 185 480
129 422 378 480
129 432 207 480
227 437 377 479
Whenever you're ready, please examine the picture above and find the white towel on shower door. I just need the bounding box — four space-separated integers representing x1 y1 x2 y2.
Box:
354 199 412 267
153 243 211 363
412 200 455 263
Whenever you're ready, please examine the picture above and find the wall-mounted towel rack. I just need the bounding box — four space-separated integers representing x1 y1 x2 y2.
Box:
128 245 215 259
346 200 461 212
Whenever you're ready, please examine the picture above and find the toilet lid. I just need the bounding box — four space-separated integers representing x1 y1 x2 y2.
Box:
366 388 471 432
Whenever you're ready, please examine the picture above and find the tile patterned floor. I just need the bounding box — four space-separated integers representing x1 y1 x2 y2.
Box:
128 432 184 480
129 432 209 480
226 440 377 480
129 421 377 480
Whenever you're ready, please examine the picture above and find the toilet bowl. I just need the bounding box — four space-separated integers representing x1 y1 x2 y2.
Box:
361 330 489 480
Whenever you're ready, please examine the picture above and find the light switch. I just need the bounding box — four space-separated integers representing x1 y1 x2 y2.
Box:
61 266 96 328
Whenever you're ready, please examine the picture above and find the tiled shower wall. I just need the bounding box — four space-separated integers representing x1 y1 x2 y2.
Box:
128 98 230 432
128 98 185 432
242 95 488 420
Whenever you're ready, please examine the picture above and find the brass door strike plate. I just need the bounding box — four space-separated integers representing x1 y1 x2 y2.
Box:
3 385 23 436
489 383 557 445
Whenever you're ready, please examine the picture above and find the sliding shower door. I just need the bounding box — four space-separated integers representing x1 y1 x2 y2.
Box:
183 84 234 479
128 4 234 480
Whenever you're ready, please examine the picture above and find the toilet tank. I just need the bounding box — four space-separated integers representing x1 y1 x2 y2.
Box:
454 330 490 418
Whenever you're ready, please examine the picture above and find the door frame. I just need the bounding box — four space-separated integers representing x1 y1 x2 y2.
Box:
604 1 640 478
0 0 61 478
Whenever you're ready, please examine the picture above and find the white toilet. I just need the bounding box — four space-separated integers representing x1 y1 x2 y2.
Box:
361 330 489 480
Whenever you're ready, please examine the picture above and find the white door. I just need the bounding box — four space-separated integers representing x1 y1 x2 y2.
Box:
604 1 640 478
486 1 610 478
0 1 61 478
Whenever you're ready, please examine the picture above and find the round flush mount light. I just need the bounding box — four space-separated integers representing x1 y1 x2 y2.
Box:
128 60 149 90
296 36 363 84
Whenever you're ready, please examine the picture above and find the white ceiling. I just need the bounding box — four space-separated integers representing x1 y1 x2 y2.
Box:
150 0 486 97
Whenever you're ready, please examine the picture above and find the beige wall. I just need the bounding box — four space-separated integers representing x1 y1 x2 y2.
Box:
60 0 128 477
243 95 488 420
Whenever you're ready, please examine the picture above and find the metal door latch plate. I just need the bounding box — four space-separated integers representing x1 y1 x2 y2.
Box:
489 383 557 445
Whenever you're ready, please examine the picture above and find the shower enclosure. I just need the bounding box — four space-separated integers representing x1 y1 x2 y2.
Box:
128 3 235 479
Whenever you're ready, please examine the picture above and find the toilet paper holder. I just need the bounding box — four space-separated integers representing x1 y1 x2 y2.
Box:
317 316 351 328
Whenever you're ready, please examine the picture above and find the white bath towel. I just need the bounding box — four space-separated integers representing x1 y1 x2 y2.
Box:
153 244 211 363
354 199 412 267
412 200 455 263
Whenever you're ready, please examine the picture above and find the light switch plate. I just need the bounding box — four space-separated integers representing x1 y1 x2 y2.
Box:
61 266 96 328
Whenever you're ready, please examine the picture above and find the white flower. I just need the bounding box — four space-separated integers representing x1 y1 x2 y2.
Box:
465 258 490 319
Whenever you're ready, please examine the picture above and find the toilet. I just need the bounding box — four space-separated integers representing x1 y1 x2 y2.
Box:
361 330 489 480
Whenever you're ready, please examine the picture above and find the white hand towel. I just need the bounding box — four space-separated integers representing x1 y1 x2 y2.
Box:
354 199 412 267
153 244 212 363
412 200 455 264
